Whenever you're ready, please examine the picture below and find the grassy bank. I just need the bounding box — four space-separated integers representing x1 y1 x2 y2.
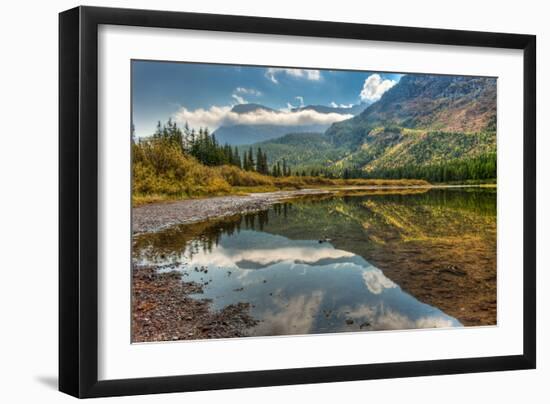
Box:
132 140 430 206
434 178 496 186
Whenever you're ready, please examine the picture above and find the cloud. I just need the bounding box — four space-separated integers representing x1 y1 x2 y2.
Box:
173 105 232 129
281 102 296 112
231 94 247 104
362 269 397 294
232 87 263 105
173 104 352 130
235 87 262 96
359 74 397 102
180 244 356 269
281 96 304 112
340 304 457 331
330 101 354 109
253 291 324 336
266 68 322 84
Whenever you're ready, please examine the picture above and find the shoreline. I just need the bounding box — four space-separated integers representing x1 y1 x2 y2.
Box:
132 184 496 337
132 184 494 234
132 267 257 342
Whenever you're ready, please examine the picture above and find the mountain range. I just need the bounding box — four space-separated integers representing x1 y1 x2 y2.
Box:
212 103 367 145
242 74 497 175
291 103 369 115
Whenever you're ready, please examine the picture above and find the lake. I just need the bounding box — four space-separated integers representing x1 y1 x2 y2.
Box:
133 187 497 339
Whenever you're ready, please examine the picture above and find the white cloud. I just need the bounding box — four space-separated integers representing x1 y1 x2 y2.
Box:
253 291 324 335
266 68 322 84
340 304 457 331
235 87 262 96
173 104 353 131
330 101 355 109
359 74 397 102
362 269 397 294
282 102 295 112
231 94 247 104
181 241 355 270
173 105 233 129
295 96 304 107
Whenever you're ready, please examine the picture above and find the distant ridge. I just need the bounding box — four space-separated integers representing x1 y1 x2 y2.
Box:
230 103 277 114
291 103 368 115
213 102 361 145
245 74 497 175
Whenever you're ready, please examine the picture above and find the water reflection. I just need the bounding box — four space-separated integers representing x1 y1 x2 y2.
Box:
135 228 462 336
134 188 496 335
362 269 397 294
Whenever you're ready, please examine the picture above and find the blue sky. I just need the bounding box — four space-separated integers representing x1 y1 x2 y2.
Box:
132 60 403 137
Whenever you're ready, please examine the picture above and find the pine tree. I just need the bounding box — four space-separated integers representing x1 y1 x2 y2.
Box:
154 121 162 138
247 147 255 171
243 149 250 171
183 121 191 151
256 148 262 174
233 147 242 168
256 147 269 174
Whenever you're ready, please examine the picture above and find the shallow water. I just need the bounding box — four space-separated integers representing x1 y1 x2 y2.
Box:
133 187 497 336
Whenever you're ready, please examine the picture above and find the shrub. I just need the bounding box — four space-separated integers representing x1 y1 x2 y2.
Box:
132 140 231 198
215 165 274 187
132 137 431 206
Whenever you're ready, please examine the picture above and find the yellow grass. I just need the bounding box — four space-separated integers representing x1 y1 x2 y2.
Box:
131 140 431 207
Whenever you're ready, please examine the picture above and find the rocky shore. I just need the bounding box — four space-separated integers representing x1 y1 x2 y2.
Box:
132 186 440 233
132 266 258 343
132 189 334 234
131 185 496 340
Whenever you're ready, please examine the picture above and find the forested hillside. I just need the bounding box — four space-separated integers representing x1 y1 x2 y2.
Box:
245 74 497 182
132 120 427 204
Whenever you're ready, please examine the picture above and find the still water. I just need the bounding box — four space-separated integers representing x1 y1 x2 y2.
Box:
133 188 497 336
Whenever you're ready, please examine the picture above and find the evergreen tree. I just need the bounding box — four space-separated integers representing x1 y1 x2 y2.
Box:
154 121 162 138
182 121 191 151
243 150 250 171
232 147 241 168
247 147 255 171
256 147 269 175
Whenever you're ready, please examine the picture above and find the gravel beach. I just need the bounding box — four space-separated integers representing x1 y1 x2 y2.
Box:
132 188 333 234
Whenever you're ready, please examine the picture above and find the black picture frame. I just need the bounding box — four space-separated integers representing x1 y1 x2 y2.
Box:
59 5 536 398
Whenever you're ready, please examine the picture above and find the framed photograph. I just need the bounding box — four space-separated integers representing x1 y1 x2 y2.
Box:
59 6 536 398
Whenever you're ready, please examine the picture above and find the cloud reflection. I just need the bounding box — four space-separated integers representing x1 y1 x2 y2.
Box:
252 291 324 335
362 268 397 294
187 244 355 270
341 304 456 331
166 230 461 335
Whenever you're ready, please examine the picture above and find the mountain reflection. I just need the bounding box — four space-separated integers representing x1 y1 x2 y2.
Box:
133 188 496 335
135 223 461 335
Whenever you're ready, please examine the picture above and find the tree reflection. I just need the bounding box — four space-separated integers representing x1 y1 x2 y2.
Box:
132 188 497 327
